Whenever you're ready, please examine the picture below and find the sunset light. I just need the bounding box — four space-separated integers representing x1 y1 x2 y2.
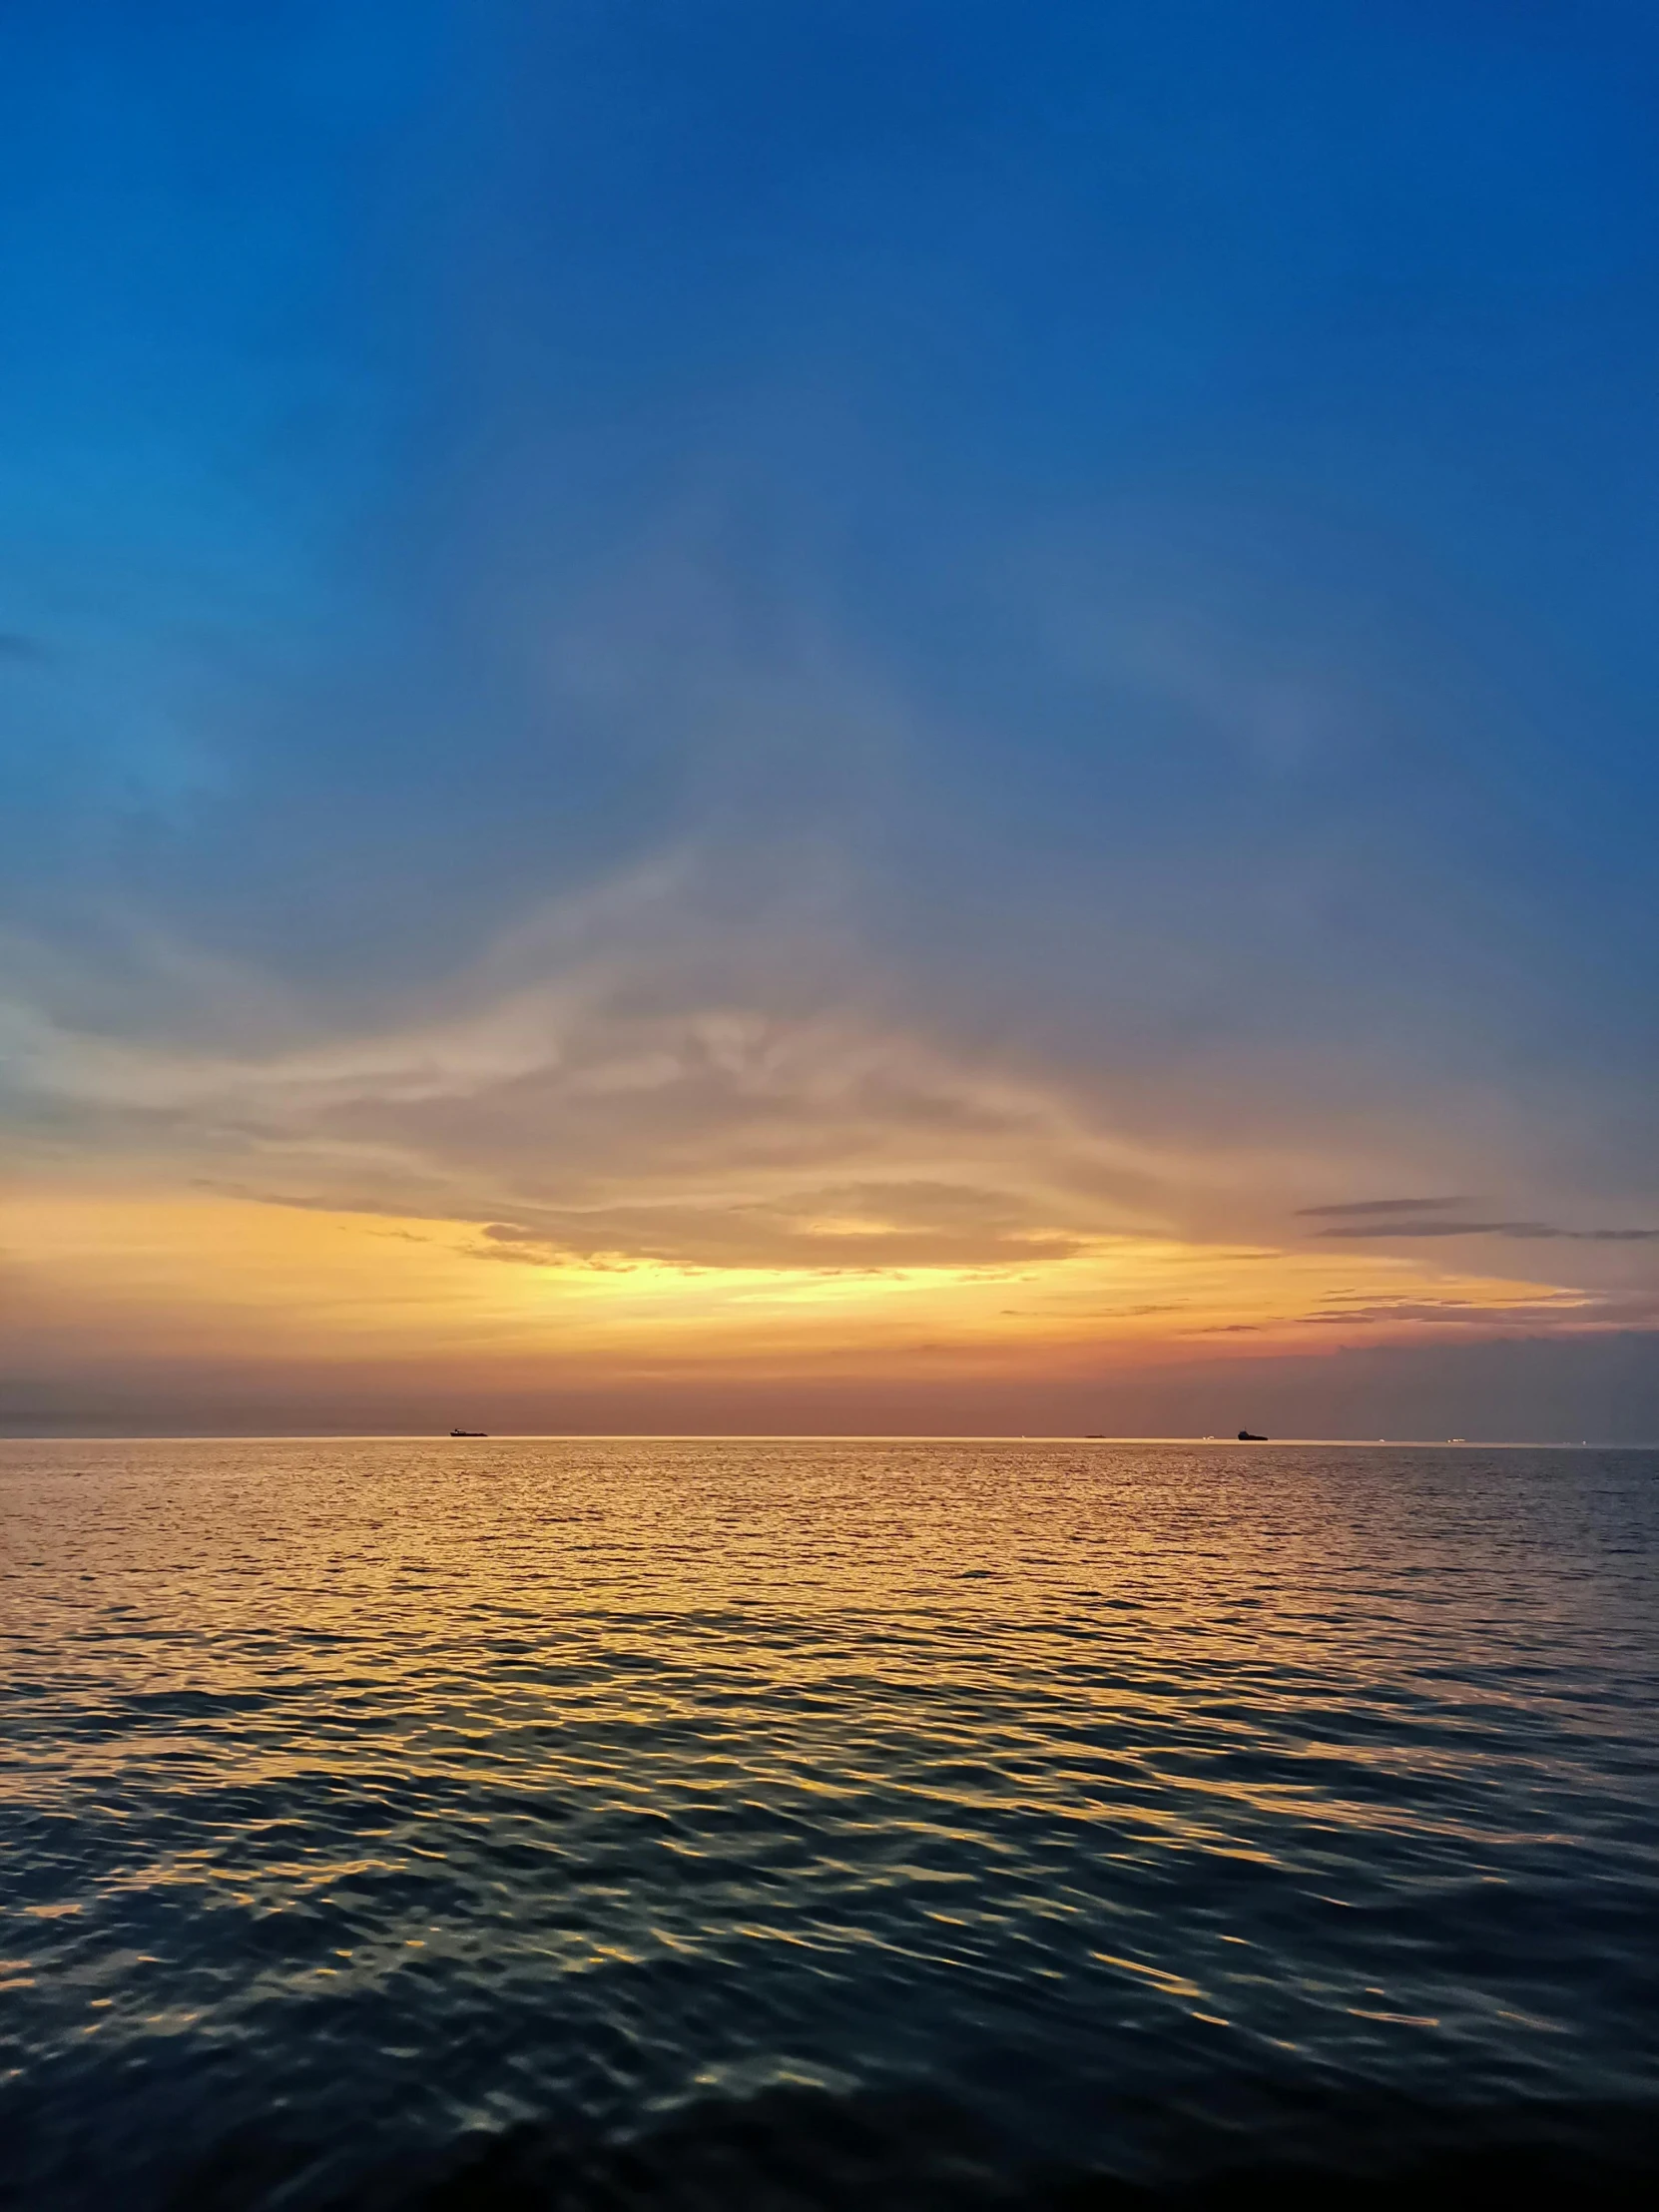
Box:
5 9 1657 2208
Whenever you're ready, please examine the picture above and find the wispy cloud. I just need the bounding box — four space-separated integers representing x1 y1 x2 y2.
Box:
1296 1197 1471 1217
1315 1220 1659 1242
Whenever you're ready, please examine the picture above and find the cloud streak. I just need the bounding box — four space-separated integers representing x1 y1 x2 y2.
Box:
1315 1221 1659 1243
1296 1197 1472 1217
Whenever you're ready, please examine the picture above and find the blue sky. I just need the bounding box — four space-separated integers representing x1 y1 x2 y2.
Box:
4 2 1658 1433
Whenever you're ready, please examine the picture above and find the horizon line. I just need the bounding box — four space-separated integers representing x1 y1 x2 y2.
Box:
1 1431 1648 1448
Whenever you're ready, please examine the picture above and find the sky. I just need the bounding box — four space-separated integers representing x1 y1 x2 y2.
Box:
3 0 1658 1438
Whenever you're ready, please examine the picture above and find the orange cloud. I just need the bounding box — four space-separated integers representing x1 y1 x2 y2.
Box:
2 1183 1600 1397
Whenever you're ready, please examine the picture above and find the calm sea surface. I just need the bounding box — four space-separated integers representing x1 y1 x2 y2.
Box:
2 1438 1656 2208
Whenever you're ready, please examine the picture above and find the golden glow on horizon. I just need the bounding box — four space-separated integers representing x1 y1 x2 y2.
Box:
4 1185 1597 1380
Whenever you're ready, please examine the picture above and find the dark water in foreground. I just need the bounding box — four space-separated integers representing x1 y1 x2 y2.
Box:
3 1438 1656 2209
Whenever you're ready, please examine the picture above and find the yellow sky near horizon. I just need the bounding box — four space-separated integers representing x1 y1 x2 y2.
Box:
12 952 1654 1424
4 1184 1599 1384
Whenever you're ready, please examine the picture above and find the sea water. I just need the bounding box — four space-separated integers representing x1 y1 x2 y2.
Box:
2 1438 1655 2206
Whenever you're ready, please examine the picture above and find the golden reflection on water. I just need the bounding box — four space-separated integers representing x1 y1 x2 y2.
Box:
2 1438 1656 2208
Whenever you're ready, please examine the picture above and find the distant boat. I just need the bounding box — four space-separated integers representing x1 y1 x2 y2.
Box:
1237 1428 1267 1441
449 1427 487 1437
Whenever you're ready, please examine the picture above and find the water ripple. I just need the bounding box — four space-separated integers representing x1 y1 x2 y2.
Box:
2 1438 1656 2209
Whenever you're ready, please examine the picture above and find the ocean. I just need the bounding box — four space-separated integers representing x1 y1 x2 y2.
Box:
2 1437 1655 2209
